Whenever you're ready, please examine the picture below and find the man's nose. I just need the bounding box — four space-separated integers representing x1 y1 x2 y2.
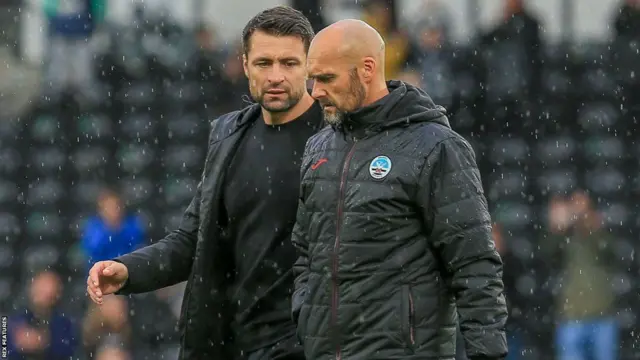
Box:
267 65 285 84
311 82 325 100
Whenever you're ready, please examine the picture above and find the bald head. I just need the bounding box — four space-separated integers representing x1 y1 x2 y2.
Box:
307 19 390 125
310 19 385 68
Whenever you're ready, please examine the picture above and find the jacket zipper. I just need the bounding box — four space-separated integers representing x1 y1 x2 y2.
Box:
333 140 358 360
408 290 415 345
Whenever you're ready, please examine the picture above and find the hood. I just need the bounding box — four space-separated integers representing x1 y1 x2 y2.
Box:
339 80 449 136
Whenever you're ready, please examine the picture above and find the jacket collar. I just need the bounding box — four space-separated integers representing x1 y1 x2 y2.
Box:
233 101 325 132
233 103 262 130
336 80 407 139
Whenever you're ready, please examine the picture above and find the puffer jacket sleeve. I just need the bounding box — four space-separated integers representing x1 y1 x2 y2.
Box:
291 142 313 324
417 136 508 360
291 198 310 324
113 181 201 294
113 118 219 295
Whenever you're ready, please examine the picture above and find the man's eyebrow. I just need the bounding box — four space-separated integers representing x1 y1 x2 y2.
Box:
279 57 301 61
308 73 335 79
252 57 273 63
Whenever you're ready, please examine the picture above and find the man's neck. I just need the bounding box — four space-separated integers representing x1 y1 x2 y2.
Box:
363 80 389 106
262 93 315 125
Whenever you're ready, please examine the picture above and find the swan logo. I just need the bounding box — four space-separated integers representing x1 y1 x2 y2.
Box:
369 156 391 179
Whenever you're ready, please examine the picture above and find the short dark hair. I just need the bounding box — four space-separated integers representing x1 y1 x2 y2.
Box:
242 6 315 55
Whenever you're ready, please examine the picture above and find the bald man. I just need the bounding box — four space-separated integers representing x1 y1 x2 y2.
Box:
291 20 508 360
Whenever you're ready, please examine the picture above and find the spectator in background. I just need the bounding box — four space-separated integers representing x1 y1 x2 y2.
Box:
454 222 527 360
394 69 422 87
291 0 326 32
492 223 529 360
41 0 106 107
484 0 541 53
81 188 144 270
6 270 78 360
406 9 456 108
613 0 640 38
82 295 131 357
361 0 412 79
193 23 228 109
479 0 542 99
95 346 131 360
217 42 250 112
128 287 181 360
543 191 618 360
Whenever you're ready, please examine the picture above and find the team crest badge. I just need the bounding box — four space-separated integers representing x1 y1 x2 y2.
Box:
369 155 391 179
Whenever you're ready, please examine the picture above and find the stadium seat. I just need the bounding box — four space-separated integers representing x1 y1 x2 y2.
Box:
482 40 531 103
486 170 529 202
118 81 156 107
24 211 65 241
162 145 204 174
119 177 155 207
583 167 626 197
75 112 113 142
0 276 14 311
29 147 67 176
118 112 157 140
165 111 208 141
488 137 530 166
536 168 578 196
163 176 198 207
163 80 202 108
70 147 110 176
116 144 156 175
0 147 22 176
611 36 640 87
21 244 61 275
491 201 533 229
576 101 621 133
161 208 187 235
582 135 625 164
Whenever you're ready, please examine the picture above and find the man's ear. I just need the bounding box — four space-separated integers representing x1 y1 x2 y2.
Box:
242 54 249 78
362 57 376 83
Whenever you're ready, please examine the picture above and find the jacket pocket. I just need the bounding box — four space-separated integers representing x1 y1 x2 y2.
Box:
401 285 416 348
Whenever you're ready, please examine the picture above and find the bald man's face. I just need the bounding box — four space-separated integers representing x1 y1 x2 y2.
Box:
307 52 367 125
243 31 308 113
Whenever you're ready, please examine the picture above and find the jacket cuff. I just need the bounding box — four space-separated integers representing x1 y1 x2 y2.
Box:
111 258 132 295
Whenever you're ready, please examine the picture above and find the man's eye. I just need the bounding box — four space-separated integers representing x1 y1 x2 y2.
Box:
285 62 297 67
256 63 269 68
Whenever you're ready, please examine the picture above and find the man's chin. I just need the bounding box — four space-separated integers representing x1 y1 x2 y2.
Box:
323 109 344 125
261 101 293 113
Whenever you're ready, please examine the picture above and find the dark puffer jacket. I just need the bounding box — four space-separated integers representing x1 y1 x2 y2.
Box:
292 81 508 360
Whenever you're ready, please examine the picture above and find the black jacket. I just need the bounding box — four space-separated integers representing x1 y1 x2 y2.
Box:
114 104 321 359
292 81 508 360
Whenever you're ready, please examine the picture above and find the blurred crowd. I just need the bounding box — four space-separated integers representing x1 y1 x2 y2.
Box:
6 188 184 360
3 0 640 359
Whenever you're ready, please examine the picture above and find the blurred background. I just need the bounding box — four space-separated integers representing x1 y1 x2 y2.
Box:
0 0 639 359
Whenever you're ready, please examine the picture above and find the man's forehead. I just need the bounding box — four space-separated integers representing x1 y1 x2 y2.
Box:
247 32 306 58
307 53 353 73
307 56 333 75
308 45 336 61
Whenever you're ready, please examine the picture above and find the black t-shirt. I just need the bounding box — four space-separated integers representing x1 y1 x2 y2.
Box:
223 102 321 345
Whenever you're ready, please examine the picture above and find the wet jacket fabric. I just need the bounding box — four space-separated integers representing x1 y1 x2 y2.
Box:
291 81 508 360
114 104 322 359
